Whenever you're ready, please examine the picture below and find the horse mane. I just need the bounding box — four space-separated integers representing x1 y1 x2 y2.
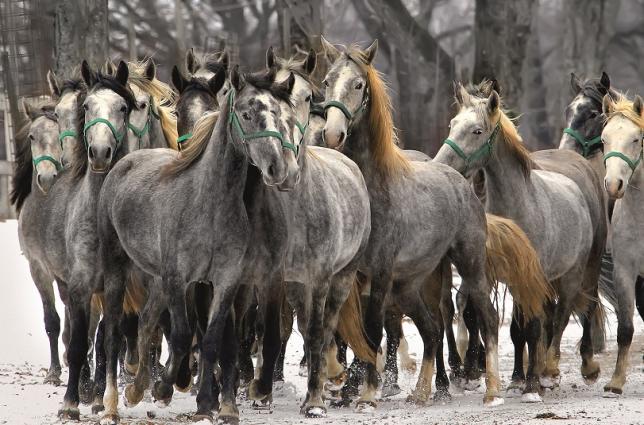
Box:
127 61 179 149
11 101 57 212
578 76 618 106
604 91 644 130
275 55 323 101
345 46 410 179
465 82 534 178
162 70 287 177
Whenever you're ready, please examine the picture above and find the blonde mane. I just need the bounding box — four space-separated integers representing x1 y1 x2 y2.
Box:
127 61 179 150
162 111 219 177
604 92 644 130
346 47 411 179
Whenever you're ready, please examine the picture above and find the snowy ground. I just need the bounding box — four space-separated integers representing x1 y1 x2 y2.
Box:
1 219 643 424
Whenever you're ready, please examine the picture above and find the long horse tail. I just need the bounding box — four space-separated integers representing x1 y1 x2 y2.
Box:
598 250 618 312
123 271 146 315
336 273 377 365
485 214 555 319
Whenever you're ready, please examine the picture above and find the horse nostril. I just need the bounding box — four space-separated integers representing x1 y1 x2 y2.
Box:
88 146 95 160
617 179 623 191
338 132 345 144
105 147 112 160
267 164 276 178
37 174 42 187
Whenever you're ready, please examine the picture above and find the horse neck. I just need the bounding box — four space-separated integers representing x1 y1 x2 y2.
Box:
623 163 644 210
342 112 376 182
149 113 166 148
483 137 532 216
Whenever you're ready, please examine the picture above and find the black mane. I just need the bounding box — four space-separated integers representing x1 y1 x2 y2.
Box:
11 102 57 213
245 69 293 107
60 77 86 95
578 77 615 106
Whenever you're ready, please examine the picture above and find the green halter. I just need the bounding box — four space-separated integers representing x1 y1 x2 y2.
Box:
603 135 644 175
58 130 77 150
127 98 159 148
563 127 602 158
83 117 126 151
227 89 298 156
321 89 369 135
443 121 501 172
32 155 63 172
176 133 192 151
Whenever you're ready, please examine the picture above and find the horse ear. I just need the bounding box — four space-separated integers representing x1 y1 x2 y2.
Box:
364 39 378 65
453 82 469 106
186 47 197 74
145 59 156 81
171 65 187 93
115 61 129 86
602 94 614 115
230 65 245 92
487 90 500 114
208 68 226 95
81 60 96 87
321 35 340 63
276 72 295 96
570 72 582 94
103 60 115 76
304 48 317 75
218 50 229 71
599 71 611 94
490 79 501 96
22 98 36 120
633 96 643 117
266 46 276 69
47 70 61 99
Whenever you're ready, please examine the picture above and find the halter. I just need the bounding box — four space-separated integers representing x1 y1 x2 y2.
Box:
227 89 298 156
83 117 126 151
603 133 644 175
443 121 501 172
176 133 192 151
320 87 369 135
127 98 160 149
563 127 602 158
58 130 77 149
32 155 63 172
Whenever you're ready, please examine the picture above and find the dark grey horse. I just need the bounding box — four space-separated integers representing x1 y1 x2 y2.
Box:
96 67 299 424
321 38 503 408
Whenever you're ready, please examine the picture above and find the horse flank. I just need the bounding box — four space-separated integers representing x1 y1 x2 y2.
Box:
346 47 411 179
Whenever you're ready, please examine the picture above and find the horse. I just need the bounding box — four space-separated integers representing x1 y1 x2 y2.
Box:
95 66 299 424
321 38 511 408
600 92 644 395
435 81 606 401
11 99 65 387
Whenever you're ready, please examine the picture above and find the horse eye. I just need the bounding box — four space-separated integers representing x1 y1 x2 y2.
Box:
28 134 34 141
589 111 597 119
601 138 606 144
83 103 89 111
120 105 127 113
139 102 147 109
473 129 483 135
355 82 363 90
633 139 639 144
305 95 311 102
222 89 228 95
242 112 251 121
323 80 329 87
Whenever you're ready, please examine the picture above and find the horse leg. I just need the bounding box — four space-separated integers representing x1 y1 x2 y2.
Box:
120 312 139 377
604 265 637 395
434 309 451 402
580 296 601 384
381 309 402 398
58 282 71 367
58 287 91 421
151 284 191 407
273 300 294 383
462 299 482 386
325 338 346 392
218 311 240 424
507 305 526 396
31 264 62 386
249 277 283 406
123 293 166 407
92 319 106 414
194 285 237 421
455 289 469 362
521 316 544 403
440 266 463 381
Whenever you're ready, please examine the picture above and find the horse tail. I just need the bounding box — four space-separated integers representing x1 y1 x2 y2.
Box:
336 273 377 365
598 250 618 312
123 271 146 315
91 293 104 314
485 214 554 319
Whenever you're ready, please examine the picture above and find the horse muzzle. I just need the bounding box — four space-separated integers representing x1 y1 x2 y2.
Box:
604 176 625 199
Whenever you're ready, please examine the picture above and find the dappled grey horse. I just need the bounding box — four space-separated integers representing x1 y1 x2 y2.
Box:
321 38 503 408
96 67 301 424
435 82 606 401
601 92 644 396
12 100 64 386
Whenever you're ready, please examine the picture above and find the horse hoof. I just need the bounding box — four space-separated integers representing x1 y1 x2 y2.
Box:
330 397 352 409
92 403 105 414
381 383 401 398
175 380 193 393
152 381 174 407
354 400 377 413
216 414 240 425
58 407 80 421
44 370 62 386
193 411 214 423
603 385 622 397
405 394 428 406
582 367 600 385
326 371 347 392
539 375 558 389
301 405 327 418
251 398 273 411
124 383 144 407
433 390 452 403
248 379 272 402
79 381 95 405
483 396 504 407
521 392 542 403
99 413 120 425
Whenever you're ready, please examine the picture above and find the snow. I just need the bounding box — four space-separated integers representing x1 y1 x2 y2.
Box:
1 219 643 424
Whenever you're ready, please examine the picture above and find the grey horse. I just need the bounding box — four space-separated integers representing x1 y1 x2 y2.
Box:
320 38 504 408
95 67 299 424
601 92 644 396
435 82 606 401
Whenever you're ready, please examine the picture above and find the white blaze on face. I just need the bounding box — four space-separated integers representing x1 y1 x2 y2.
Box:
85 89 127 150
55 91 79 140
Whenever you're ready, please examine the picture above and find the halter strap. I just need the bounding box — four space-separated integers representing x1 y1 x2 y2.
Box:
176 133 192 151
563 127 602 158
443 121 501 172
604 145 643 174
58 130 77 149
227 89 298 156
83 117 126 149
32 155 63 172
320 88 369 135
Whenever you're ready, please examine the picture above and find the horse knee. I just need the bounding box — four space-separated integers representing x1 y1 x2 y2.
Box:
616 320 634 346
44 309 61 337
